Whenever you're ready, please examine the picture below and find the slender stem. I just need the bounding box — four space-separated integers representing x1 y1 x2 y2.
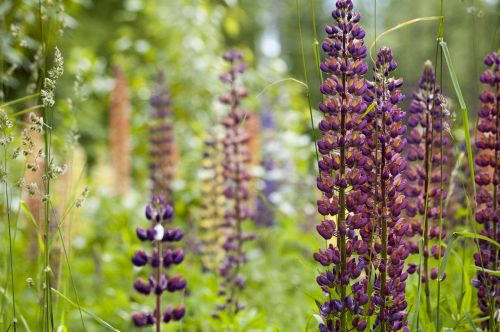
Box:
364 0 378 321
4 146 17 331
156 240 162 332
436 46 444 332
338 31 348 332
38 0 54 329
379 78 388 332
490 81 499 332
423 110 432 319
226 68 243 317
435 2 444 327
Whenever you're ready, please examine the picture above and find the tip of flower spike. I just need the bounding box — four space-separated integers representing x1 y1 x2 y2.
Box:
223 50 242 62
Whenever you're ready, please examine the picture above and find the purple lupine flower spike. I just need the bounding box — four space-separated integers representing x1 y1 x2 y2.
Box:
216 50 254 317
149 71 176 202
315 1 372 330
473 51 500 330
371 47 409 332
131 195 186 329
255 107 278 227
404 60 452 318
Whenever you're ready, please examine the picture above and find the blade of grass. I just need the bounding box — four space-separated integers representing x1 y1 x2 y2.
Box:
413 238 425 331
369 16 442 62
472 266 500 277
256 78 308 98
440 40 476 199
297 0 320 172
464 311 480 332
438 233 458 280
454 231 500 248
0 93 40 108
0 288 30 331
51 288 120 332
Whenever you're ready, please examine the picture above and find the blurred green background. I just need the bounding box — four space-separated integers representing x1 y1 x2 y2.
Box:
0 0 498 331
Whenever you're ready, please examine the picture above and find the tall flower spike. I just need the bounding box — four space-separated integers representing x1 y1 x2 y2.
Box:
216 50 254 317
109 66 131 195
473 51 500 331
199 130 226 271
131 195 186 330
149 71 177 202
314 1 373 330
404 61 452 311
255 108 278 227
371 47 409 332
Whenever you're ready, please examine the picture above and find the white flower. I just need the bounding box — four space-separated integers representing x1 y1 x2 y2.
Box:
153 224 164 241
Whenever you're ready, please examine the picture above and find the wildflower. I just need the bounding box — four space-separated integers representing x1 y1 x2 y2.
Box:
216 50 254 317
131 195 186 328
314 1 373 330
370 46 409 331
149 71 176 202
405 60 452 315
254 108 278 227
199 131 226 271
473 51 500 330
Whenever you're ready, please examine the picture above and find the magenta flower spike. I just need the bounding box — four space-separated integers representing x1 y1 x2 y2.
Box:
314 0 374 330
215 50 254 317
473 51 500 331
370 46 409 332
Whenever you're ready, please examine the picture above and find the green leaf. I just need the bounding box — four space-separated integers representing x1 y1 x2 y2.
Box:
438 233 458 280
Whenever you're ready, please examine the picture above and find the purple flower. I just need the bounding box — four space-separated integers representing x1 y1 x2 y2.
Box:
131 196 186 329
216 50 254 316
473 51 500 329
367 47 409 331
149 71 176 201
404 60 453 320
315 1 374 330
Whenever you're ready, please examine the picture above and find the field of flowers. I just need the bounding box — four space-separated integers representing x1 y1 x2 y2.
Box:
0 0 499 331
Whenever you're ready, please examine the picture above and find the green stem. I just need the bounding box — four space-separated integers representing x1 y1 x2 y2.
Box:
338 32 348 332
490 80 499 332
156 240 162 332
379 77 388 332
435 2 444 327
3 146 17 332
436 45 444 332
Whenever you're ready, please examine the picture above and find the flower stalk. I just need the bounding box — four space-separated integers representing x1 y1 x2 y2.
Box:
131 195 186 329
216 50 254 317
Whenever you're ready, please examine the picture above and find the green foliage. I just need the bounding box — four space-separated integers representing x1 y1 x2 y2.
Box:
0 0 498 331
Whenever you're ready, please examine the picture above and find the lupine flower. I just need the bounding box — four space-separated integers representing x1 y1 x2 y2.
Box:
404 61 452 316
473 51 500 330
369 47 409 332
109 66 131 195
314 1 372 330
216 50 254 317
131 195 186 328
255 108 278 227
199 131 226 271
149 72 177 201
